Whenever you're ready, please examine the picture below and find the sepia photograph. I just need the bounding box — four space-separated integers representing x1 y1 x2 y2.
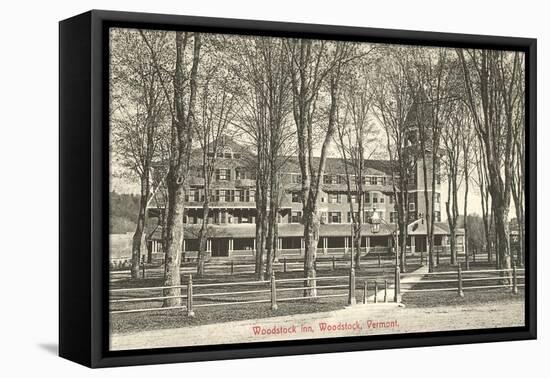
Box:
107 26 527 351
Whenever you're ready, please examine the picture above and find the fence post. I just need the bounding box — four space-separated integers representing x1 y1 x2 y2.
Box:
332 256 335 271
348 268 356 305
283 257 287 273
363 281 367 304
436 247 440 265
394 266 401 303
457 263 464 297
270 271 278 310
187 274 195 317
384 279 388 303
378 253 381 268
374 281 378 303
512 262 518 295
141 255 146 279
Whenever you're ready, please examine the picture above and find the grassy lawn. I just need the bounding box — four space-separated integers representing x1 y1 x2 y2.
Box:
111 298 346 334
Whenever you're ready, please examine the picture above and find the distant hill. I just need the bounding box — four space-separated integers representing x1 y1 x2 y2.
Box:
110 191 140 234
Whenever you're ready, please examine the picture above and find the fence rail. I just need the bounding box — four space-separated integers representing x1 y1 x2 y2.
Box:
109 264 523 316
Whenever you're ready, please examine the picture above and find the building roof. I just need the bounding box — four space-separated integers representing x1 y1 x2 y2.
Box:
279 156 393 176
148 220 460 240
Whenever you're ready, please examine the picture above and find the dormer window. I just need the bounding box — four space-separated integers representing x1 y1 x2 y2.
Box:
223 147 233 159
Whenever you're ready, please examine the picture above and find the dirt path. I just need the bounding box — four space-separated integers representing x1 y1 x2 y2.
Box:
110 299 525 351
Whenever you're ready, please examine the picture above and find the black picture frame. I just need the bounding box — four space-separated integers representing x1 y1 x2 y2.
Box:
59 9 537 368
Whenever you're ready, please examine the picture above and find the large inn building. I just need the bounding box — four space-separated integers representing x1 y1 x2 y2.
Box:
147 139 463 261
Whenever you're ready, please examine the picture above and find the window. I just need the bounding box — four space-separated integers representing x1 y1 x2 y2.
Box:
390 211 398 224
292 192 301 203
389 195 394 204
291 211 302 224
349 194 357 203
320 212 327 224
218 190 227 202
376 176 385 186
329 193 339 204
435 192 441 204
291 174 301 184
216 169 231 181
222 147 233 159
370 176 378 185
372 195 378 204
434 211 441 222
328 212 341 224
365 193 370 203
233 153 241 159
380 196 385 204
409 202 416 212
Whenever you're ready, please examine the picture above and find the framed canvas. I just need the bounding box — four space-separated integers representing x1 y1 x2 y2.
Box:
59 10 537 368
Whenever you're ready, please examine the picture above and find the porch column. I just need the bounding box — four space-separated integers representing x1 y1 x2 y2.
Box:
253 238 256 256
411 236 416 255
365 236 370 255
228 238 233 258
183 239 186 252
344 237 349 255
207 239 212 253
300 237 305 257
323 237 328 255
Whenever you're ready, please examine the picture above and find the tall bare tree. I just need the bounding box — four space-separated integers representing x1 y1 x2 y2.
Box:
286 39 357 295
441 101 465 265
230 36 294 280
141 31 202 307
193 37 238 277
110 29 169 279
334 59 378 270
406 48 456 272
373 46 417 273
458 49 523 279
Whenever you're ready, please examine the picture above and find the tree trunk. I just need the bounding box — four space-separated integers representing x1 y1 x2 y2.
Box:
493 197 512 283
265 198 279 276
131 175 149 279
353 223 362 269
303 210 319 297
196 200 209 277
163 176 185 307
255 178 266 280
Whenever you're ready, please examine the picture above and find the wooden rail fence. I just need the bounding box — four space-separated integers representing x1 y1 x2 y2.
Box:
109 264 524 316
